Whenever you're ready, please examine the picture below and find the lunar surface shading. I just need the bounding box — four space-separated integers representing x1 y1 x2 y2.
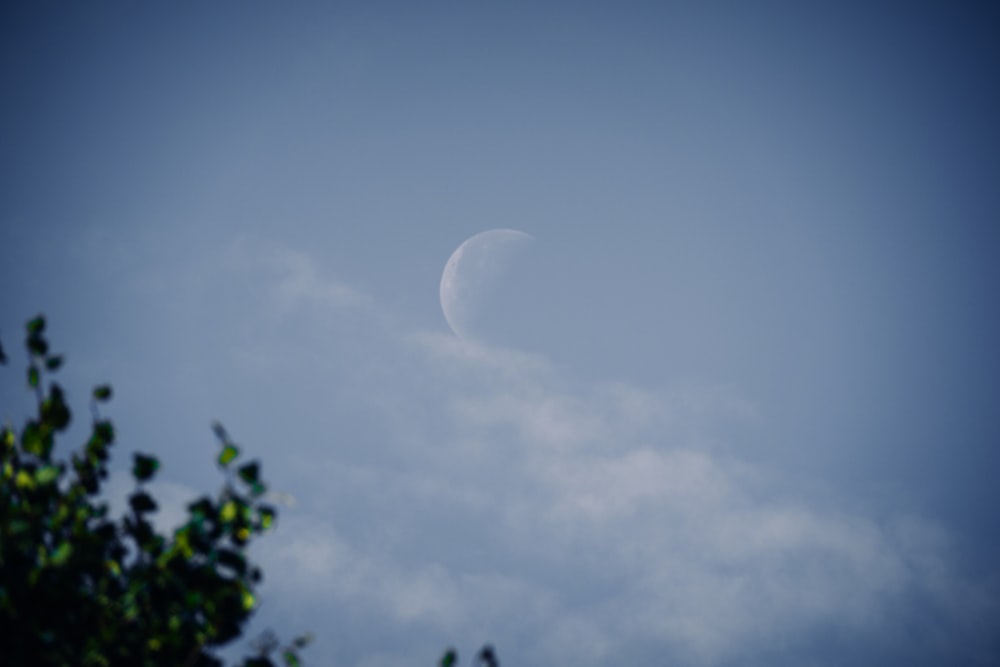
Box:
440 229 534 340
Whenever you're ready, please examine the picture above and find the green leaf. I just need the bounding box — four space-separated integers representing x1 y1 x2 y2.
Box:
237 461 260 486
94 420 115 444
282 650 301 667
28 365 39 388
36 464 61 485
220 499 240 522
441 649 458 667
258 505 276 531
27 334 48 357
86 433 110 462
129 491 158 514
188 497 214 522
26 315 45 335
241 587 256 611
42 384 72 430
218 444 239 467
22 421 51 458
132 453 159 482
92 385 112 401
50 541 73 566
45 355 63 371
15 469 35 489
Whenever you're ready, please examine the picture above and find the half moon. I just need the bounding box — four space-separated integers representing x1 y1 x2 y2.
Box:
440 229 534 340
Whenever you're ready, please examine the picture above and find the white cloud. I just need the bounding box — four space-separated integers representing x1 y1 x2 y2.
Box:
217 241 1000 666
538 448 733 523
409 330 553 385
225 235 369 316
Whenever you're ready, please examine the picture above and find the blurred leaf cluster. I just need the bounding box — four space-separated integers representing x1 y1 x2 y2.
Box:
0 317 310 666
440 644 499 667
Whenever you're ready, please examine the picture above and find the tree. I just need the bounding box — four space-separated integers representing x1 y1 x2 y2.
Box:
0 316 310 666
0 316 501 667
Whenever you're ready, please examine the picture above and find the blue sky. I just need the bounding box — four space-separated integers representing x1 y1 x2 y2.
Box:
2 2 999 665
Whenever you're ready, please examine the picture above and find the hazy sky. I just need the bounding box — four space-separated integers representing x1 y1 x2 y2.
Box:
2 3 999 665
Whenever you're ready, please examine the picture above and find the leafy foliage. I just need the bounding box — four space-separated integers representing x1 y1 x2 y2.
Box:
0 316 310 666
439 645 499 667
1 315 503 667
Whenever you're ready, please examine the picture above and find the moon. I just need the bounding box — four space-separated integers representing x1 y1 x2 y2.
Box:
440 229 534 340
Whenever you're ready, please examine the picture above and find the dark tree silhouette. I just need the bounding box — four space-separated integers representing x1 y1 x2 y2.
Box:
1 315 498 667
0 316 310 666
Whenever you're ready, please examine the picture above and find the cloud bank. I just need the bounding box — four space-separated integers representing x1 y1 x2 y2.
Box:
209 238 999 667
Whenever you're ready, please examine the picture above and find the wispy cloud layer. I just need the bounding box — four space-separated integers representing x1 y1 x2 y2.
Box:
225 240 999 666
225 236 370 315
